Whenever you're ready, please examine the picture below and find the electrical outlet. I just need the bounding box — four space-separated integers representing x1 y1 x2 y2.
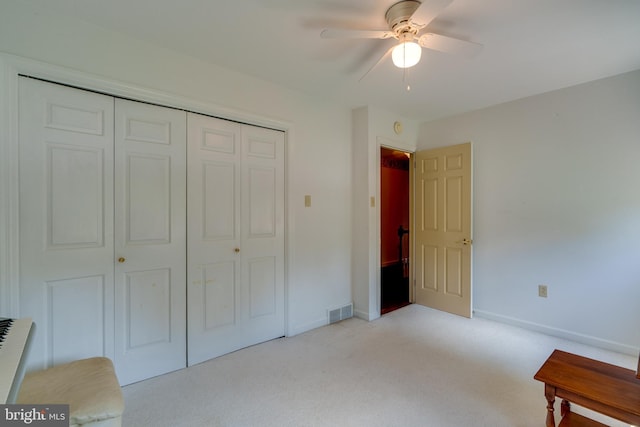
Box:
538 285 548 298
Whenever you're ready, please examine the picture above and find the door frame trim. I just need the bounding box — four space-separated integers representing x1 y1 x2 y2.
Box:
0 53 292 337
377 140 415 313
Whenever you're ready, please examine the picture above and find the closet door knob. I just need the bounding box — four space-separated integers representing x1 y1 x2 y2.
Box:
234 248 240 253
118 257 126 263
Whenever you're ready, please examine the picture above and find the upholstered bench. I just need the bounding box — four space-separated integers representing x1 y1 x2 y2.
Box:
17 357 124 427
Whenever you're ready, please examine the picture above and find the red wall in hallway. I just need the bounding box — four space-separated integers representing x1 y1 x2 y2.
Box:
381 153 409 266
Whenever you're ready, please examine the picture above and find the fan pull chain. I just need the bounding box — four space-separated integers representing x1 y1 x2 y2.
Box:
403 66 411 91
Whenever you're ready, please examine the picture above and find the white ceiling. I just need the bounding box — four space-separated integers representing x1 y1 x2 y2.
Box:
19 0 640 121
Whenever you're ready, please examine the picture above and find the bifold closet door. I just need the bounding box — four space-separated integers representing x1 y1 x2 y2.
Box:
187 113 285 366
113 99 186 385
18 77 187 384
19 77 116 372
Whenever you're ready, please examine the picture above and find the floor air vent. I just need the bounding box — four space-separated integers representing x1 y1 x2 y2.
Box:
328 303 353 324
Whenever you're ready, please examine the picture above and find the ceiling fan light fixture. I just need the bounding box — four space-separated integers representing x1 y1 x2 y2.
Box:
391 41 421 68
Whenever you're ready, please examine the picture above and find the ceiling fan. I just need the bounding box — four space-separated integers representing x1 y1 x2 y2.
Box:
321 0 482 80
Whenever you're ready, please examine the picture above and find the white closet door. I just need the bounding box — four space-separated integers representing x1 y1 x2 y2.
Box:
187 113 285 366
113 99 187 384
18 77 116 371
18 78 187 384
240 124 286 348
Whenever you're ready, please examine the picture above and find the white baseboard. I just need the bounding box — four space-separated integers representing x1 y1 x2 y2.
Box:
474 310 638 356
354 309 380 322
287 317 326 337
354 309 368 321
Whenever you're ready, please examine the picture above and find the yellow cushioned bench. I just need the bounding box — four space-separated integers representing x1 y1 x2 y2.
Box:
17 357 124 427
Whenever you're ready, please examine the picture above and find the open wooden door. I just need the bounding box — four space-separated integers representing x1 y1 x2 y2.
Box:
414 143 472 318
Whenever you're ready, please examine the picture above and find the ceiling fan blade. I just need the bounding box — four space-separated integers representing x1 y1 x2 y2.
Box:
410 0 454 28
418 33 483 57
359 46 394 82
321 28 394 39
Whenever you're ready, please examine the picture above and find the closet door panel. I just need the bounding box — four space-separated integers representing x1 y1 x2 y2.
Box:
114 99 186 385
241 125 285 345
48 145 105 247
248 256 276 318
202 261 236 329
125 268 171 347
18 77 115 371
187 113 242 365
188 113 284 366
48 276 106 362
126 154 171 243
248 167 276 236
203 161 237 240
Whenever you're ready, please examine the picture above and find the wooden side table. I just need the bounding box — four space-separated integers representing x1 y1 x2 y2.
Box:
534 349 640 427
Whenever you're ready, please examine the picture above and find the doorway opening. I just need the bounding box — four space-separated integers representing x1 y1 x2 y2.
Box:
380 147 411 315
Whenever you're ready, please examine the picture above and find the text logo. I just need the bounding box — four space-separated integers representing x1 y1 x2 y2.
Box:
0 405 68 426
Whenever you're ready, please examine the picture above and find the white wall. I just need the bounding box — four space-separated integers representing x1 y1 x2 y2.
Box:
0 2 352 336
417 70 640 354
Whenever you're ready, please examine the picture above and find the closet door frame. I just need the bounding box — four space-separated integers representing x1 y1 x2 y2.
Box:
0 53 292 337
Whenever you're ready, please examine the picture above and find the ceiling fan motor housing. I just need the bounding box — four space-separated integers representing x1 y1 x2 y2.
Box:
386 0 421 34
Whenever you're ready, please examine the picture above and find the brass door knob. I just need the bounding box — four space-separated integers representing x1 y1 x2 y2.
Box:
118 257 126 263
462 238 473 246
234 248 240 253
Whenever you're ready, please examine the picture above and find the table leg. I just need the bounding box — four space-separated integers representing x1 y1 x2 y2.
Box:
544 384 556 427
560 400 570 417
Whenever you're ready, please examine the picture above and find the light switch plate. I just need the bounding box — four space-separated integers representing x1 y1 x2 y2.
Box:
304 195 311 207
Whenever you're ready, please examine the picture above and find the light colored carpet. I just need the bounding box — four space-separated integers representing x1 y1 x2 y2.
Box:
121 305 636 426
